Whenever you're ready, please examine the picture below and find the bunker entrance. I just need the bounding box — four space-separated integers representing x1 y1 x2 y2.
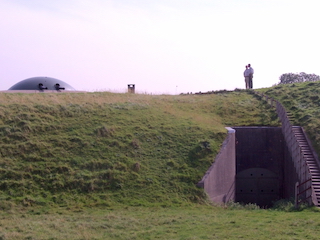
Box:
198 126 298 208
236 168 280 207
234 127 287 207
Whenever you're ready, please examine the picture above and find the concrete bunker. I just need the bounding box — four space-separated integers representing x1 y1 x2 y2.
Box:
7 77 76 92
198 126 299 207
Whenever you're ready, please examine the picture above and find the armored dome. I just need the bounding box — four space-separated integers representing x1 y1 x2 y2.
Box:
8 77 76 91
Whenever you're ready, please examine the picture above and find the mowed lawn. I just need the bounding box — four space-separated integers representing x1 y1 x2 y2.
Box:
0 205 319 239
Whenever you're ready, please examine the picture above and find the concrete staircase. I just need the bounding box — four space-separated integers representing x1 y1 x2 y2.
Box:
292 126 320 206
255 91 320 206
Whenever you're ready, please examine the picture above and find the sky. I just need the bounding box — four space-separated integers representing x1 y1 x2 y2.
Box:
1 0 320 94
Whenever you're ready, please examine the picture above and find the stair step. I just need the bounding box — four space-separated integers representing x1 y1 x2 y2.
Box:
310 168 320 173
310 173 320 176
307 164 316 166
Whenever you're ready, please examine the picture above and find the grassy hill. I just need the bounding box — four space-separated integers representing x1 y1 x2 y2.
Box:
0 90 279 208
257 81 320 155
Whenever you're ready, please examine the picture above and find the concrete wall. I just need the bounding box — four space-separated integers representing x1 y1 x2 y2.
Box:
282 145 299 200
197 127 236 203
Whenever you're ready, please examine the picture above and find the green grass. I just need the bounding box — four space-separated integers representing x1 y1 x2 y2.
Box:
257 81 320 154
0 204 319 239
0 91 279 208
2 88 320 239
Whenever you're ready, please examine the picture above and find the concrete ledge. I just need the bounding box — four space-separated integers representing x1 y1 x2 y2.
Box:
225 127 235 133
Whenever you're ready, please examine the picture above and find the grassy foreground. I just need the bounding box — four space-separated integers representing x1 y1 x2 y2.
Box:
0 205 320 239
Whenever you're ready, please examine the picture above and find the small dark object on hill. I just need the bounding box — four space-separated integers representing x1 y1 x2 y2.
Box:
133 162 141 172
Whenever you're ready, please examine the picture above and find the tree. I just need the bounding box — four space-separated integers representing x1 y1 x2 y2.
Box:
279 72 320 84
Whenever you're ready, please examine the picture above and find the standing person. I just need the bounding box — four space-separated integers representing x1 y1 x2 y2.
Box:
247 64 254 89
243 65 250 89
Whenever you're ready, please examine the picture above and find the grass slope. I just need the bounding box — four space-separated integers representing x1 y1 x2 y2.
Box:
258 81 320 155
0 91 278 208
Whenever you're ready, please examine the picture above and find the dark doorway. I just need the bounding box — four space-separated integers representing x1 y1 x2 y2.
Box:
236 168 280 207
234 127 285 207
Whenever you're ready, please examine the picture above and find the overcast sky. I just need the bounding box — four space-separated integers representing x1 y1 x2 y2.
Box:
1 0 320 94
